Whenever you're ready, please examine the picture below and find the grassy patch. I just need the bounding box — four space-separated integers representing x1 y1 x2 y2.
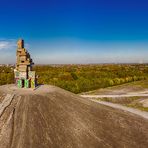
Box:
84 80 148 95
97 96 148 112
127 103 148 112
97 96 139 104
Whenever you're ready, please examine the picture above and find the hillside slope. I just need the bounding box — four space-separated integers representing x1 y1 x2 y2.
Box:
0 84 148 148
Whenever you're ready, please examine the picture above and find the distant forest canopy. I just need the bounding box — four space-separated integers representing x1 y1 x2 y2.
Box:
0 64 148 93
0 66 14 86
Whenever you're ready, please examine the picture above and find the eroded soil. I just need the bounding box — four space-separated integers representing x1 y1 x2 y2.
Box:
0 84 148 148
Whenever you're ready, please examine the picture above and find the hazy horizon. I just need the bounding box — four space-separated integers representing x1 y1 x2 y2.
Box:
0 0 148 64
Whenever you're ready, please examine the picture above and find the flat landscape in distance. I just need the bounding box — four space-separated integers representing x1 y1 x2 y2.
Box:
1 64 148 93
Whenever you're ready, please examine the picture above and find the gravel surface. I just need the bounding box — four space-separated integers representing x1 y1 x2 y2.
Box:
81 93 148 98
89 99 148 119
0 84 148 148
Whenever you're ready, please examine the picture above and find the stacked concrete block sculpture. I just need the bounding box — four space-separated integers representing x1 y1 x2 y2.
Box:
14 39 37 88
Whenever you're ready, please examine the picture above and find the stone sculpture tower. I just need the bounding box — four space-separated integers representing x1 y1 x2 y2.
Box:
14 39 37 88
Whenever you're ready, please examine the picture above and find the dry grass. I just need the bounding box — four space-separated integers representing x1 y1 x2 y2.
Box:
97 96 148 111
83 80 148 95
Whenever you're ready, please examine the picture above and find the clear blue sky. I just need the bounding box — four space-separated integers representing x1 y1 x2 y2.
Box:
0 0 148 64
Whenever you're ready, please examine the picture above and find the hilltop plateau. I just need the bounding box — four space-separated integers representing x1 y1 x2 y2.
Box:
0 84 148 148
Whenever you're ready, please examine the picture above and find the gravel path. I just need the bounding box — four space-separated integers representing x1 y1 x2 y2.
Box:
81 93 148 98
0 84 148 148
89 99 148 119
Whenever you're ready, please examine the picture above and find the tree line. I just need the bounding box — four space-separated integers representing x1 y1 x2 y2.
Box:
33 64 148 93
0 64 148 93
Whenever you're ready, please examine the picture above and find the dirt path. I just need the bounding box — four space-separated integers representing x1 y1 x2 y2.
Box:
0 84 148 148
89 99 148 119
81 93 148 98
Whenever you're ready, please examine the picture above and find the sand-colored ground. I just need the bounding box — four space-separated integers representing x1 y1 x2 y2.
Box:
0 84 148 148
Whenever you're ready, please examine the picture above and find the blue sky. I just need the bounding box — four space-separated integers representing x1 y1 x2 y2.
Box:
0 0 148 64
